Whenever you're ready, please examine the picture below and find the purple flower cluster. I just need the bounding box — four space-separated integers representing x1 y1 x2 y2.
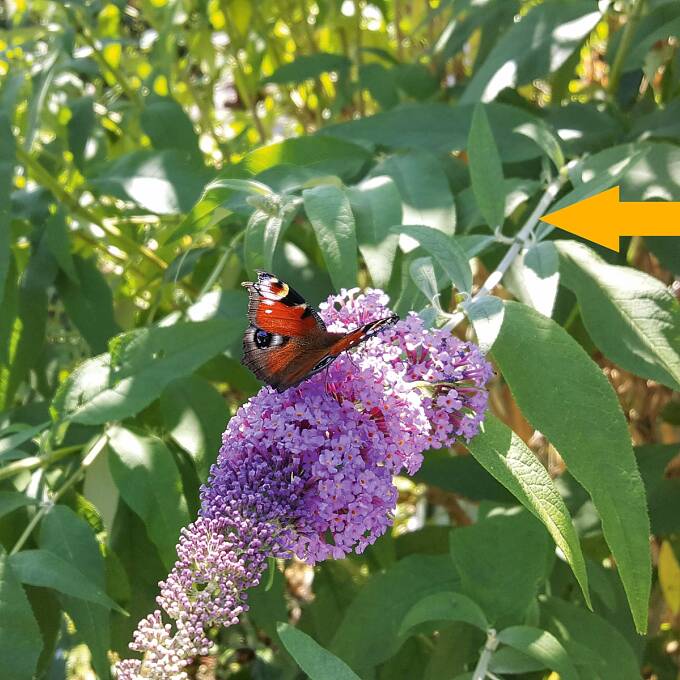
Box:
115 288 492 679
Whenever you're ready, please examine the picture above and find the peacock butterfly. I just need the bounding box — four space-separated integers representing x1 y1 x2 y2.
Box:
241 271 398 392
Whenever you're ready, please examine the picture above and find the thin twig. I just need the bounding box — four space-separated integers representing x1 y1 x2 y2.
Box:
472 629 498 680
608 0 646 97
443 168 571 330
10 435 108 555
0 444 83 482
16 146 169 272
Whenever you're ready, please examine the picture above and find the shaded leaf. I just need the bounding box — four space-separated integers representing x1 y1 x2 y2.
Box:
468 103 505 229
496 626 578 680
58 255 121 355
51 319 240 425
557 240 680 390
9 549 125 613
400 592 489 634
465 296 504 354
466 414 590 605
396 225 471 293
450 507 552 626
372 151 456 235
462 1 601 102
330 555 460 673
347 175 401 289
278 624 361 680
540 596 641 679
303 185 358 289
107 426 190 569
264 53 351 84
0 547 42 680
39 506 110 679
160 375 230 480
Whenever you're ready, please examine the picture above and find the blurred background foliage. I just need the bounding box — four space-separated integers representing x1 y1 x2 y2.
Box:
1 0 680 678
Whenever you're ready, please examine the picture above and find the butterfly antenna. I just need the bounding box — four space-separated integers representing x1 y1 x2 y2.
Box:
346 351 359 370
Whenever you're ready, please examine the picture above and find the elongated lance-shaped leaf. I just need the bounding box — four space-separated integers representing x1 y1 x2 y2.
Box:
492 301 651 632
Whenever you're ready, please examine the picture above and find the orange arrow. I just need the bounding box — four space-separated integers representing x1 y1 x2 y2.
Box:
539 186 680 251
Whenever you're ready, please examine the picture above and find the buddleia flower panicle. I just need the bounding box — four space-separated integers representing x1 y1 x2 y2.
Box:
116 288 492 679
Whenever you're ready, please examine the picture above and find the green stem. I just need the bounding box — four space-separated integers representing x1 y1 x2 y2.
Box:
65 5 143 111
471 629 498 680
16 146 169 272
195 230 245 301
9 435 108 555
608 0 645 97
0 444 83 482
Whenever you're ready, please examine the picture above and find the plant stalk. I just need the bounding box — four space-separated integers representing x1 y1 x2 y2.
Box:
608 0 645 97
10 435 108 555
472 629 498 680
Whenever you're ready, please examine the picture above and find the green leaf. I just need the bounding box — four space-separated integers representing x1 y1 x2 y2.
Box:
0 546 42 680
303 185 358 289
372 150 456 235
492 301 651 633
39 505 111 679
88 150 211 214
58 256 121 354
347 176 401 289
141 96 200 158
496 626 578 680
396 225 472 293
413 450 514 503
540 596 641 679
400 592 489 634
0 111 15 306
468 104 505 229
636 444 680 536
557 240 680 390
0 492 37 519
51 319 239 425
457 178 540 232
0 420 48 457
109 501 166 654
514 120 565 170
160 375 230 480
465 296 505 354
450 507 552 627
0 229 56 409
409 256 443 311
505 242 560 318
278 624 361 680
243 199 296 275
359 63 399 110
264 53 351 84
462 1 601 103
323 102 556 163
243 136 370 181
330 555 460 673
67 96 95 171
107 426 190 569
9 549 126 614
45 209 78 283
466 414 590 606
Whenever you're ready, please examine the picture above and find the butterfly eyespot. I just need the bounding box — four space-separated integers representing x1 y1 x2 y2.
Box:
254 329 273 348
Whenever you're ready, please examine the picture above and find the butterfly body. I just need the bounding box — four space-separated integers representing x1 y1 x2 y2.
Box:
241 271 398 392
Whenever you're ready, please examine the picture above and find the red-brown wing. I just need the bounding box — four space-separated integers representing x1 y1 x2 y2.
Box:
242 330 336 392
242 271 326 337
325 315 399 354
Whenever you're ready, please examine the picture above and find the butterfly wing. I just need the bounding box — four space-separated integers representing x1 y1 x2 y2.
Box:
241 271 399 392
242 270 326 336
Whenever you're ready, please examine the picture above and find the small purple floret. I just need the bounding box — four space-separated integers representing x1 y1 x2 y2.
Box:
115 288 492 679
